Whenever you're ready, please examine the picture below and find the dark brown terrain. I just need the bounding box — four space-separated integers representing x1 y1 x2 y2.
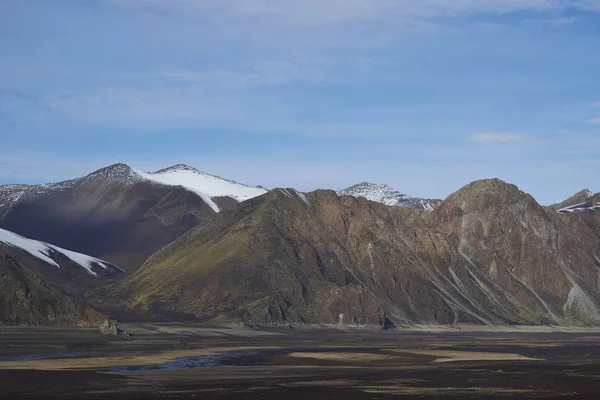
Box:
3 324 600 399
0 248 112 327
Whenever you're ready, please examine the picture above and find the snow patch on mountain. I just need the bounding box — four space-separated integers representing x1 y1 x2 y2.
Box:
0 228 60 268
557 201 600 214
338 182 441 211
339 183 410 206
138 165 268 212
0 228 121 277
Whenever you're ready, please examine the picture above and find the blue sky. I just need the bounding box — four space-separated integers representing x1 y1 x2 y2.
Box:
1 0 599 204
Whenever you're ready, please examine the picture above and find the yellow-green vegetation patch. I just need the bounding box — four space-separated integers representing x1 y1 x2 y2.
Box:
389 349 543 363
288 352 398 362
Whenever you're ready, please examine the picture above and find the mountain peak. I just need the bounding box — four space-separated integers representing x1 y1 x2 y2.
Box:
436 178 541 216
339 182 409 205
555 188 595 210
349 182 398 191
82 163 141 184
449 178 518 198
153 164 200 174
338 182 441 211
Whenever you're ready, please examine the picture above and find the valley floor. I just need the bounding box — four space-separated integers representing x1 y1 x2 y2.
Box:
3 324 600 399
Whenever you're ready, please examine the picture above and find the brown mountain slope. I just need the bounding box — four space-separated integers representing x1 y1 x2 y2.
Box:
108 180 600 327
555 189 594 210
0 165 216 271
0 248 110 327
555 190 600 240
430 179 600 325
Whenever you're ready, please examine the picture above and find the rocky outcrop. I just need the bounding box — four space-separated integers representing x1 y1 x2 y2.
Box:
99 319 126 336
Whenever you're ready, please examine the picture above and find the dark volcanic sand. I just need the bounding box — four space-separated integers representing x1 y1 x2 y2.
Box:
2 324 600 399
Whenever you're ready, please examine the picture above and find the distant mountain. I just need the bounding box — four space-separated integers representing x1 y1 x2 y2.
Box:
552 190 600 241
555 189 599 213
109 180 600 327
0 163 266 270
338 182 442 211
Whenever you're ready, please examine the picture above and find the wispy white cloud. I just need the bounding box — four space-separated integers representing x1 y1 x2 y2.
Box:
108 0 594 25
42 85 420 137
586 117 600 124
522 16 577 26
469 133 532 144
126 57 388 88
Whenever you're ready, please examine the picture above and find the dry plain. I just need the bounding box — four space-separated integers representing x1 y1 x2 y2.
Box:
3 324 600 399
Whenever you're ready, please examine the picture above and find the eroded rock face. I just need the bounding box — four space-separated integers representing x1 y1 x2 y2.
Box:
429 179 600 326
107 181 600 328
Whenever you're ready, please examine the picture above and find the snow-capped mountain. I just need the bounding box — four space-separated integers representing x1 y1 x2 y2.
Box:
338 182 442 211
555 189 599 214
0 164 269 270
0 163 267 213
0 228 122 277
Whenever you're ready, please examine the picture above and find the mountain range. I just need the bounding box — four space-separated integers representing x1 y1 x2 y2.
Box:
0 164 266 271
1 163 599 330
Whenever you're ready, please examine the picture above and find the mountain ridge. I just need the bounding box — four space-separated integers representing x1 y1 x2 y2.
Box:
0 163 268 212
105 178 600 327
3 165 600 329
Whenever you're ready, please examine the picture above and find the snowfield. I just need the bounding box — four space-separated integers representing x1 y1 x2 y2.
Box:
0 228 120 277
138 165 267 212
557 202 600 214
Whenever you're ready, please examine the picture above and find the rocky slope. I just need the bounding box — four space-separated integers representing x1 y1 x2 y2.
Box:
0 163 266 270
0 247 112 327
554 190 600 242
556 190 600 214
108 180 600 327
338 182 442 211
